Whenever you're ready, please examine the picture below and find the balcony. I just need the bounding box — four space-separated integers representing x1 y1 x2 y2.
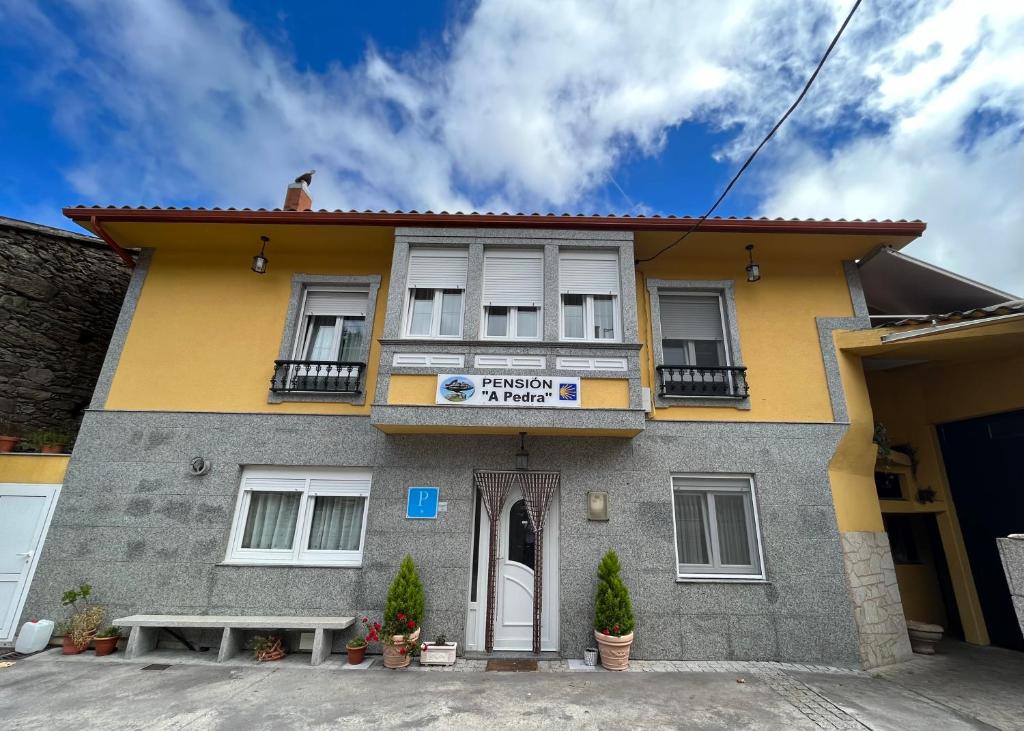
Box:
270 360 365 394
655 365 749 398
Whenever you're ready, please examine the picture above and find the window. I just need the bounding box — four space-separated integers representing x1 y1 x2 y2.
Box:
287 290 367 391
404 248 468 338
226 467 371 566
671 475 764 579
883 514 922 564
558 250 620 341
482 249 543 340
659 294 728 367
874 471 904 500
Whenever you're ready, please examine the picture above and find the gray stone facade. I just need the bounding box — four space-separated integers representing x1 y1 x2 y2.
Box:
996 536 1024 639
0 217 130 435
24 409 861 667
839 531 913 668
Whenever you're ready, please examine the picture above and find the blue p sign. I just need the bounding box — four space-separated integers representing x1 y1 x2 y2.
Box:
406 487 440 519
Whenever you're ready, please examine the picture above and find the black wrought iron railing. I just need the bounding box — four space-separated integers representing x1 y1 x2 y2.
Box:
655 365 749 398
270 360 365 394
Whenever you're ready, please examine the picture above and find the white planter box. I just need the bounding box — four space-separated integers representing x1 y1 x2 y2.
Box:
419 642 458 666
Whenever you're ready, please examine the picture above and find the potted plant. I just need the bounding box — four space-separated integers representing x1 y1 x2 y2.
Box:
381 555 424 669
26 429 72 454
346 616 380 665
252 634 286 662
94 626 121 656
593 550 635 670
420 633 457 666
0 421 20 452
59 584 104 654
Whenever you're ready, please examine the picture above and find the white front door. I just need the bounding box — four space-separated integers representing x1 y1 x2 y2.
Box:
468 485 559 652
0 484 61 642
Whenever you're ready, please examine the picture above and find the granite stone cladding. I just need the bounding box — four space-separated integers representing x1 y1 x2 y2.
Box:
0 219 130 433
996 536 1024 639
25 410 861 666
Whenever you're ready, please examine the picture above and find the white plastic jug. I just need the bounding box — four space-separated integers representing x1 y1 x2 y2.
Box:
15 618 54 654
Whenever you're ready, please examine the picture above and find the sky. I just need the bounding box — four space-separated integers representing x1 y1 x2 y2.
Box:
1 0 1021 294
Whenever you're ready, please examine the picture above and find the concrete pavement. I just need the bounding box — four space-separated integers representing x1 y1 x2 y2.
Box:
0 642 1019 730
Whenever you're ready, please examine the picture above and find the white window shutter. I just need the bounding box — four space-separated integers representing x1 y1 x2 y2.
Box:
659 295 724 340
482 249 544 306
559 250 620 295
407 248 469 289
304 290 368 317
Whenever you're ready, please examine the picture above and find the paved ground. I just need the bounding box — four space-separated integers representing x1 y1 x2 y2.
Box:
0 641 1020 729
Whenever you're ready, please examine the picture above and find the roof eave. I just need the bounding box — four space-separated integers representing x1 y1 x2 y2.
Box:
63 207 927 237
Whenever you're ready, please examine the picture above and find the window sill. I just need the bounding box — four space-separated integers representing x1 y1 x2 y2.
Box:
656 394 752 411
218 560 364 569
675 576 768 584
267 391 365 405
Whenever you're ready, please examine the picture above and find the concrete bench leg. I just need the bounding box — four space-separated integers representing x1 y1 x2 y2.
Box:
124 626 159 660
311 628 333 666
218 627 242 663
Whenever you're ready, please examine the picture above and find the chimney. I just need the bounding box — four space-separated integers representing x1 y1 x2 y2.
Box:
284 181 312 212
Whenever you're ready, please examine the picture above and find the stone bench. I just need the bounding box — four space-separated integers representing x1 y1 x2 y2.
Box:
112 614 355 666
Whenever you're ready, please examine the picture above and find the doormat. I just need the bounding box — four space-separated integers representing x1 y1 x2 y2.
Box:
141 663 172 671
485 659 538 672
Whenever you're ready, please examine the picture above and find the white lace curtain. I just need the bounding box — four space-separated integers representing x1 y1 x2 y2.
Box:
242 492 299 549
241 492 364 551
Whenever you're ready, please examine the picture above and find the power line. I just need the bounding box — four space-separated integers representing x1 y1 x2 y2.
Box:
636 0 863 264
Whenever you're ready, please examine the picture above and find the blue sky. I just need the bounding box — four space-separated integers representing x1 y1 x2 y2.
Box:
1 1 1021 292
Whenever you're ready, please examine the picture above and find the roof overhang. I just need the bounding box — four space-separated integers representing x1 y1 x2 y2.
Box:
859 247 1016 317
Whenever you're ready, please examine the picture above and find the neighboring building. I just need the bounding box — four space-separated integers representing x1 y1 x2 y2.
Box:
840 249 1024 654
0 216 131 644
10 181 1019 667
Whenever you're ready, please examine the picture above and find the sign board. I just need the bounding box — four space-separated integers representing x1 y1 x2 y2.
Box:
435 374 581 408
407 487 440 519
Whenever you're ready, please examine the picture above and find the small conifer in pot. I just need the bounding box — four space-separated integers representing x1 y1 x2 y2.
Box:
593 550 635 670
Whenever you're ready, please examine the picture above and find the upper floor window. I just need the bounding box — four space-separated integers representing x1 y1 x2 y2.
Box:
226 467 372 567
659 294 729 367
297 290 367 363
404 248 468 338
559 250 621 341
482 249 543 340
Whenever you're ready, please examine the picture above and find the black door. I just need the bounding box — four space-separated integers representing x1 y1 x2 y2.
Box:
938 409 1024 651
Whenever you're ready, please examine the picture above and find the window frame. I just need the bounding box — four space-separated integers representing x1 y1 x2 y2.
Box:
559 293 621 342
482 305 542 341
404 287 465 339
224 467 372 568
670 474 766 581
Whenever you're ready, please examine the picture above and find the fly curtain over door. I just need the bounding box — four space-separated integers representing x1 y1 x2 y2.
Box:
473 470 560 654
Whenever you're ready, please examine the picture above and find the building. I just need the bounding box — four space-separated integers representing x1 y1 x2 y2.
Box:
0 216 131 643
9 180 1020 666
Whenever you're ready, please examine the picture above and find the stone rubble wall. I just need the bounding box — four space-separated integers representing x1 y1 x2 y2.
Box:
996 536 1024 639
840 530 913 668
0 220 130 436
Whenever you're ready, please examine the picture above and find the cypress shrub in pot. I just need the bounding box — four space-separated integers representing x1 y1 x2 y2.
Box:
593 550 635 670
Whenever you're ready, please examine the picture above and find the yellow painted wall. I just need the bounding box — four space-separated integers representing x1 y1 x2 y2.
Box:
862 352 1024 645
104 225 393 414
388 375 630 409
895 563 948 627
636 249 856 424
0 454 69 484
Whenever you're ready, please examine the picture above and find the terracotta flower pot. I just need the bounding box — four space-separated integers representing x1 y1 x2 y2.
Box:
62 635 89 655
0 435 19 453
383 627 420 669
94 636 119 656
594 630 634 671
40 444 65 454
346 644 367 665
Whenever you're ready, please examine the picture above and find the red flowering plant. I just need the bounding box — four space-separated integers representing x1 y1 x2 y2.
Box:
347 616 382 649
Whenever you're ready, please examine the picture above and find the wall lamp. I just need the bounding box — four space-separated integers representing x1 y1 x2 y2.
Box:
251 235 270 274
745 244 761 283
515 432 529 471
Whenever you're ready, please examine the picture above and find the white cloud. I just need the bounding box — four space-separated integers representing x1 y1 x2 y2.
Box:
2 0 1022 292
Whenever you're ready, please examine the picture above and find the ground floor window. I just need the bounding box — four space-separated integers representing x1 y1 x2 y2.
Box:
226 467 371 566
671 474 764 579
